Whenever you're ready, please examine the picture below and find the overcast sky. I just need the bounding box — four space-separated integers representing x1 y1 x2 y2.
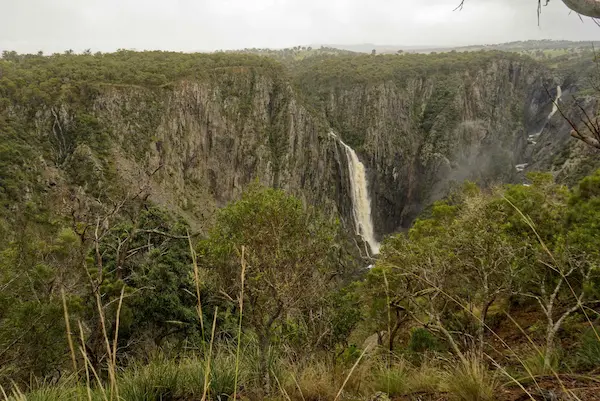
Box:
1 0 599 53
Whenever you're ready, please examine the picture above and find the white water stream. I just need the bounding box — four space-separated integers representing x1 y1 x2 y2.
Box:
518 86 562 172
330 132 380 256
527 86 563 145
549 86 563 119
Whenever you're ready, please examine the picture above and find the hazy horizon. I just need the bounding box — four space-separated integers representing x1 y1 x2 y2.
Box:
2 0 600 54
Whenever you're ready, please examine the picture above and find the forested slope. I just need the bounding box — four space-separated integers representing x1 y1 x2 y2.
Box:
1 49 599 400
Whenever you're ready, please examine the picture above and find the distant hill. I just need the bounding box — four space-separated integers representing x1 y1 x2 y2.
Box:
315 43 439 54
451 39 599 52
315 40 600 55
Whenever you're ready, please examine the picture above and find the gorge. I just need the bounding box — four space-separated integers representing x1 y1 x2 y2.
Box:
527 85 563 146
0 50 597 257
2 46 600 398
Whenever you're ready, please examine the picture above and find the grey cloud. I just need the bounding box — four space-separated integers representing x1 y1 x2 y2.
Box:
0 0 598 53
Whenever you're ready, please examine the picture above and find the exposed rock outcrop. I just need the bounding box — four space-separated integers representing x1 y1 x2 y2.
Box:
301 58 565 236
15 53 596 245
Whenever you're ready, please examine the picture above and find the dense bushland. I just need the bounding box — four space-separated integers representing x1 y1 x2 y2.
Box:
1 50 600 400
2 171 599 400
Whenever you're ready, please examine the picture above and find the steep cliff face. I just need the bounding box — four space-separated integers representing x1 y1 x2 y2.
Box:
294 55 559 236
30 68 355 229
2 51 591 246
523 86 600 186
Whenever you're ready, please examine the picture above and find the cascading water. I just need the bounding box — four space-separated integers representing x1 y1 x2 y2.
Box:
527 86 563 145
549 86 563 119
518 86 562 172
330 132 380 256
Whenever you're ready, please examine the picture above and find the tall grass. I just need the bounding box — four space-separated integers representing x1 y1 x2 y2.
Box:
61 290 77 374
201 307 219 401
333 347 368 401
442 354 498 401
283 360 338 401
188 232 206 346
107 352 242 401
233 246 247 401
4 381 96 401
373 360 408 397
118 357 181 401
575 327 600 370
4 351 244 401
522 347 561 377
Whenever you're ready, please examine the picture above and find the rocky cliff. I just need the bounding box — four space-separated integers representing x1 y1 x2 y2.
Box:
292 53 578 237
20 66 352 231
1 51 595 245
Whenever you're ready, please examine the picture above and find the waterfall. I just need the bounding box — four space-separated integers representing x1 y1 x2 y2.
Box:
548 86 562 120
330 132 380 256
527 85 563 145
519 86 563 172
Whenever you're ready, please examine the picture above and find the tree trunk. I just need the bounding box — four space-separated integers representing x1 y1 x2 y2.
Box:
435 316 467 364
544 326 557 371
543 302 581 371
389 310 405 353
389 322 398 353
478 298 494 358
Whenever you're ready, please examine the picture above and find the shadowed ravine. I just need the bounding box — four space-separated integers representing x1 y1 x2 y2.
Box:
518 85 564 172
527 85 563 146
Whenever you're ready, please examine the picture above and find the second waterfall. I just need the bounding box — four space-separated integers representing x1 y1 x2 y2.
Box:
331 132 380 256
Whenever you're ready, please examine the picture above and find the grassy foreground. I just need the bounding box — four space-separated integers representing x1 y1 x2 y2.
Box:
7 348 600 401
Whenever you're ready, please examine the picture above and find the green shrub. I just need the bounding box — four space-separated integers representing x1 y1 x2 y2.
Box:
408 328 439 354
575 328 600 370
339 344 362 365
